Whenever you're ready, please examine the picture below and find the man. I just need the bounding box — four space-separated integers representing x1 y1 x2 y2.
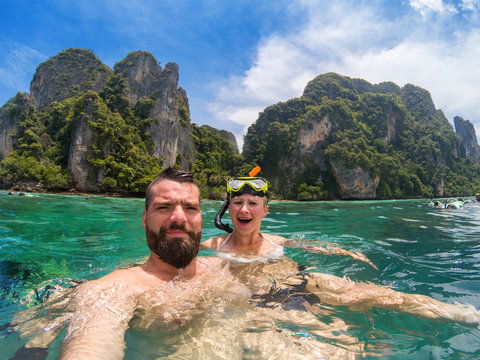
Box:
58 167 249 359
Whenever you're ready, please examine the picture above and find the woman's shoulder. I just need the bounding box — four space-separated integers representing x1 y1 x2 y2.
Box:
262 233 288 245
201 234 229 249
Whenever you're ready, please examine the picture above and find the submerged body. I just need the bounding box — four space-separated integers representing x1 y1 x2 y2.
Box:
59 258 252 360
204 188 480 332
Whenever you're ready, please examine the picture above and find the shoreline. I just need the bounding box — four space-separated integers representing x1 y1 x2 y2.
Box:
1 188 144 199
1 188 466 203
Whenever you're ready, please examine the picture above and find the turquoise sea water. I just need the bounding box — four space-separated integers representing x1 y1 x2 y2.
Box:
1 191 480 359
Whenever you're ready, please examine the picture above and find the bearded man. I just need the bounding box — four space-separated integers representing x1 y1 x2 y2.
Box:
58 168 249 360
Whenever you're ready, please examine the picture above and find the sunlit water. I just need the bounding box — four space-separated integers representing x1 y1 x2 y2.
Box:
1 191 480 359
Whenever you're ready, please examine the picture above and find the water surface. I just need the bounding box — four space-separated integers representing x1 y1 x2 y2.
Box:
1 192 480 359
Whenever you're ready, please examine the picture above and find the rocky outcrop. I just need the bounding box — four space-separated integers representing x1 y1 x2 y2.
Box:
113 52 195 169
298 114 332 171
148 87 195 169
68 99 98 191
201 125 239 153
0 93 31 160
330 160 380 199
63 51 196 190
114 51 165 105
384 106 399 145
454 116 480 164
30 48 111 110
244 72 470 199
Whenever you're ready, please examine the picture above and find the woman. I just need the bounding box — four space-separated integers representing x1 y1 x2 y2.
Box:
202 175 377 269
201 175 480 330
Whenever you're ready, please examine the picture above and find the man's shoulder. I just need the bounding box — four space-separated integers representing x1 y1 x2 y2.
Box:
92 267 143 286
196 256 227 273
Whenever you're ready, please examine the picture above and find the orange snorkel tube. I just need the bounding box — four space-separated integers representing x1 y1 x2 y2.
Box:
249 166 261 177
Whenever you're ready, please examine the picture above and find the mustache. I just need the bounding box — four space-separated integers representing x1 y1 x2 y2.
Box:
164 223 187 232
159 223 196 238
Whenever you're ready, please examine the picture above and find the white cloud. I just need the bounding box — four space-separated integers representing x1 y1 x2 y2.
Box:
460 0 480 11
339 31 480 118
206 1 480 150
0 42 46 93
410 0 457 15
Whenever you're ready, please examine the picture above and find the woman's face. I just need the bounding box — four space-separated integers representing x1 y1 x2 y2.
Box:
228 193 268 234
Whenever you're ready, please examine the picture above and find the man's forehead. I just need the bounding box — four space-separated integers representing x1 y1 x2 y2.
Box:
151 180 200 202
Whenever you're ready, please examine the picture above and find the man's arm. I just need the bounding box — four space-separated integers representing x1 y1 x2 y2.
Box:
304 273 480 325
58 277 137 360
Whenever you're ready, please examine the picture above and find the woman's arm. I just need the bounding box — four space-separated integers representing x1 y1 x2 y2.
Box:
278 237 378 270
304 273 480 325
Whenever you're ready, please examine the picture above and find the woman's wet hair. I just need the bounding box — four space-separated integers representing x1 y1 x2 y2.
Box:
145 167 198 209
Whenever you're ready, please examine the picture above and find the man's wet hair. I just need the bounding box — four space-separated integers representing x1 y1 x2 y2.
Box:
145 167 198 209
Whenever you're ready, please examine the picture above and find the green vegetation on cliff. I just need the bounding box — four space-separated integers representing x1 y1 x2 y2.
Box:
191 124 245 199
2 49 479 200
244 72 480 200
0 48 241 196
0 89 163 193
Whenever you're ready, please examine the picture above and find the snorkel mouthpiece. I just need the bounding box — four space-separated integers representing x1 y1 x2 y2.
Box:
214 198 233 233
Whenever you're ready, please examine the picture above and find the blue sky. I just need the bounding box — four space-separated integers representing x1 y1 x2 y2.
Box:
1 0 480 149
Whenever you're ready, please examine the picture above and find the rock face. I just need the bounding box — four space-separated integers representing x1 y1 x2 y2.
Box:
330 160 380 199
0 48 196 193
113 52 195 170
115 51 166 104
243 73 463 199
66 51 195 191
297 110 382 198
0 93 31 160
454 116 480 164
68 99 98 191
30 48 111 110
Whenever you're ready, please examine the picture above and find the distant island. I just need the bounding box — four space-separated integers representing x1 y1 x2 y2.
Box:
1 48 479 200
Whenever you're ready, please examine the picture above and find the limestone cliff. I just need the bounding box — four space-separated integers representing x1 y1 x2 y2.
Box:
113 51 195 170
454 116 480 164
68 98 99 191
0 48 197 193
30 48 111 110
66 51 195 191
330 160 380 199
0 93 31 160
244 72 469 199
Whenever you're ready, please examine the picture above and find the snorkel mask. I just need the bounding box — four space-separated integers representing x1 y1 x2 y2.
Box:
214 166 268 233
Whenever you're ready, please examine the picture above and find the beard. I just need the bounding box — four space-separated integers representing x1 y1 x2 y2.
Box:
145 222 202 269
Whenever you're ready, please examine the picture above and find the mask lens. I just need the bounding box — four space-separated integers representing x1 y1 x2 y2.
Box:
249 178 267 190
227 179 245 190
